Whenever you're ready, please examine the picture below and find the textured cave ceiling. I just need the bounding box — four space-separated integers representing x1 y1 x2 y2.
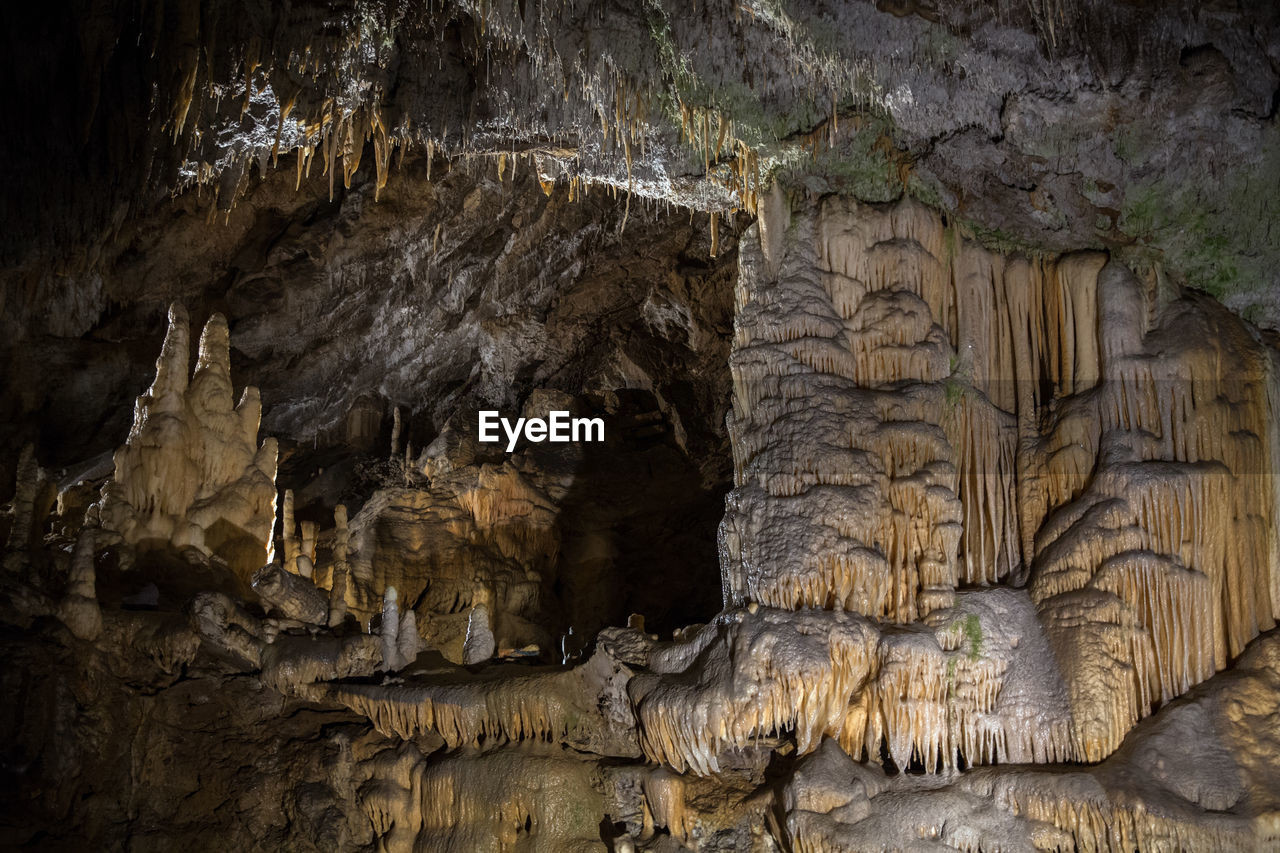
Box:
2 1 1280 851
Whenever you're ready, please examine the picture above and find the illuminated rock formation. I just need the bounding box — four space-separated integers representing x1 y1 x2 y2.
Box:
96 305 279 581
251 562 329 625
289 193 1278 824
723 193 1280 775
631 607 879 775
189 590 267 669
721 198 964 623
344 394 582 662
357 748 606 852
113 191 1268 849
1029 264 1280 760
325 649 639 757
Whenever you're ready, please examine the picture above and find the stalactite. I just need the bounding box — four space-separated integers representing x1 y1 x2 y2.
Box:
943 391 1020 584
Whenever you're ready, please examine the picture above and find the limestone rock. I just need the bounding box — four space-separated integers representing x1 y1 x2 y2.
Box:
252 562 329 625
97 305 278 582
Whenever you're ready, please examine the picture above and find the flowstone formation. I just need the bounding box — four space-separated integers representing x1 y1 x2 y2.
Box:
5 2 1280 851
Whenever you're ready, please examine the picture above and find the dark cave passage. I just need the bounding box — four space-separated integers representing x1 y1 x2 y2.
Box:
552 387 729 641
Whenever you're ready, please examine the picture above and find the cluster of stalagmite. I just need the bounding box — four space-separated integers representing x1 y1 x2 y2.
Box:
333 395 582 660
96 304 279 579
83 310 597 681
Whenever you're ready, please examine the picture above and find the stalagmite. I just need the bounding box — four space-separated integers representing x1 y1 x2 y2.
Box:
5 443 43 554
398 609 425 666
381 586 402 671
390 406 402 458
96 305 279 581
462 592 496 665
298 521 316 578
57 527 103 640
329 504 351 627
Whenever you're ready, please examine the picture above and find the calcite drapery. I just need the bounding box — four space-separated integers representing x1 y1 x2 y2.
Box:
721 193 1280 772
1029 263 1280 759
